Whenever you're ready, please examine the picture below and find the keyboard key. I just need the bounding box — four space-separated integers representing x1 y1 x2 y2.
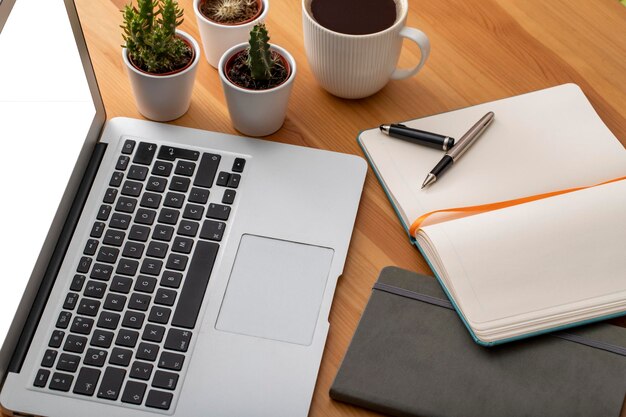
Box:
222 189 236 204
135 275 158 293
111 276 133 294
70 274 86 291
84 348 107 367
90 222 105 238
158 351 184 371
161 271 183 288
116 155 130 171
232 157 246 172
116 258 139 276
70 316 94 335
172 237 193 254
158 208 179 225
166 254 188 271
143 324 166 343
128 292 151 311
103 188 118 205
129 225 151 242
175 160 196 177
34 369 50 387
216 171 230 187
155 288 177 306
122 139 136 155
164 329 192 352
157 146 200 161
133 142 157 166
91 329 114 348
206 203 231 221
110 171 124 187
49 330 65 348
141 258 163 276
103 229 125 247
164 192 185 208
110 348 133 367
73 367 101 396
90 263 114 281
146 176 167 193
128 164 148 181
189 187 210 204
104 293 127 311
97 311 121 330
153 224 175 242
148 306 171 325
110 213 132 230
41 349 57 368
97 367 126 400
137 342 159 362
135 208 157 225
227 173 241 188
183 204 204 220
146 389 173 410
122 311 145 329
97 204 112 221
77 256 92 273
147 241 169 259
49 372 74 392
140 192 162 209
77 298 100 317
121 380 147 405
122 180 143 197
116 196 137 213
116 329 139 348
177 220 199 237
152 161 173 177
194 153 221 188
122 241 145 259
84 280 107 299
169 176 190 192
200 220 226 242
129 361 153 380
63 292 79 310
172 241 219 329
56 311 72 329
56 353 81 372
64 334 88 353
152 370 178 390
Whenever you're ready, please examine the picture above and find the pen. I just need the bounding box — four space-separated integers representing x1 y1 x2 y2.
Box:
379 124 455 151
421 111 495 189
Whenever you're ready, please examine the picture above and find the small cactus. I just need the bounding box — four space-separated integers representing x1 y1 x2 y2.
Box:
204 0 259 24
246 23 274 81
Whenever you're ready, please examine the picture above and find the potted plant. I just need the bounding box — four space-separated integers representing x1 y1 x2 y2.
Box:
194 0 269 68
121 0 200 121
219 23 296 137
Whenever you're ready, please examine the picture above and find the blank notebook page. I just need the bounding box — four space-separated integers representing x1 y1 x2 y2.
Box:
419 179 626 332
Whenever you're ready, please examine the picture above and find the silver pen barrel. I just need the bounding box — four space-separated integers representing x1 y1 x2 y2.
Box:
447 111 495 161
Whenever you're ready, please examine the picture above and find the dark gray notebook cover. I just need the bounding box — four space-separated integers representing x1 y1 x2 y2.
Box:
330 267 626 417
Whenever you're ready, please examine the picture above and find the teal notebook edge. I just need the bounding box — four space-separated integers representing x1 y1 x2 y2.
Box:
357 132 626 347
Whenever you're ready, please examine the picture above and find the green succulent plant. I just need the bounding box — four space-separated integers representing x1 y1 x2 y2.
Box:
121 0 191 74
246 23 275 81
205 0 259 24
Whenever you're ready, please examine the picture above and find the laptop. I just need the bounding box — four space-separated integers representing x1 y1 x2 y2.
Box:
0 1 366 416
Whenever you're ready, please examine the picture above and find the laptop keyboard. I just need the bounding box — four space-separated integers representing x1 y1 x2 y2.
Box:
33 139 246 411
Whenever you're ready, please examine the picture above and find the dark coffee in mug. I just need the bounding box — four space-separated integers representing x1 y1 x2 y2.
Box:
311 0 397 35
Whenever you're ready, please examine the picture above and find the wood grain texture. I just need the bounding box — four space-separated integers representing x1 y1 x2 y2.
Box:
4 0 626 416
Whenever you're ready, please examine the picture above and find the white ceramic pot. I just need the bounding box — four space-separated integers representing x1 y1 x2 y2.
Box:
194 0 269 68
219 43 296 137
122 30 200 122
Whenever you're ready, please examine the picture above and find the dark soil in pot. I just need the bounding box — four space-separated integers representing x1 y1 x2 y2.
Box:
225 49 290 90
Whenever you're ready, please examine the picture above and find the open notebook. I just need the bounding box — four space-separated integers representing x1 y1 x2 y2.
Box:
359 84 626 345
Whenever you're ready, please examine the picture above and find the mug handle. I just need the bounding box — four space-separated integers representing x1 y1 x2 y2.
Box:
391 27 430 80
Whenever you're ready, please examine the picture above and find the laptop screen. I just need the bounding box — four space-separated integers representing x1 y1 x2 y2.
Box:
0 0 97 348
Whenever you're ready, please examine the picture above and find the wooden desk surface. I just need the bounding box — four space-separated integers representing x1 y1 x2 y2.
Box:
11 0 626 416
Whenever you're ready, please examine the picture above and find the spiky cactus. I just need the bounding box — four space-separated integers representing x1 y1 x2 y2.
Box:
203 0 258 24
246 23 275 81
121 0 190 74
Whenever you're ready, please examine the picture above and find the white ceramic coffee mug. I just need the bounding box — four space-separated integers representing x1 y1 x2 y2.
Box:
302 0 430 99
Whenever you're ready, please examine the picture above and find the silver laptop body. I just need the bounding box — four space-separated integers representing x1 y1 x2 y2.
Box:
0 1 366 416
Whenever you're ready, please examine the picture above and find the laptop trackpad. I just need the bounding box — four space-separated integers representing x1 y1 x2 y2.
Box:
216 234 334 345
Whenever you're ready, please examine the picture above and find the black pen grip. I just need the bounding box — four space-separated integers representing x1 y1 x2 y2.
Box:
430 155 454 177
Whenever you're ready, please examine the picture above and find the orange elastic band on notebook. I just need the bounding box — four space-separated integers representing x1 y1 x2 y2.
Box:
409 176 626 237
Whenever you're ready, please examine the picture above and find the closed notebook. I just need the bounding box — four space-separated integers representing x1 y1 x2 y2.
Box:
358 84 626 345
330 267 626 417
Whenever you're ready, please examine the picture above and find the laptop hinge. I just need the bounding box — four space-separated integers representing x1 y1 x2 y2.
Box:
7 142 107 373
